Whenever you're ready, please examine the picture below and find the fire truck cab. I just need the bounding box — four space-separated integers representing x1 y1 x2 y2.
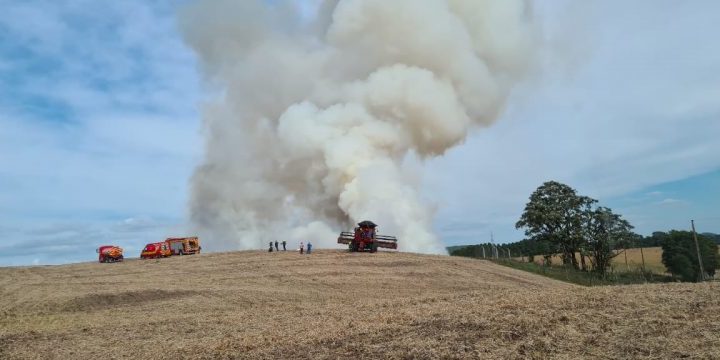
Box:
140 242 171 259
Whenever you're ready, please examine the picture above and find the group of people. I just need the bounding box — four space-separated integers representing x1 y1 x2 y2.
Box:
268 240 312 254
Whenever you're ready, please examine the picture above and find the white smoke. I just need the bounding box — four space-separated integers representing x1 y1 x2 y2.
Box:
180 0 536 254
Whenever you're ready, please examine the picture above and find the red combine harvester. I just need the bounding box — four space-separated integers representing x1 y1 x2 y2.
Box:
97 245 124 263
337 220 398 252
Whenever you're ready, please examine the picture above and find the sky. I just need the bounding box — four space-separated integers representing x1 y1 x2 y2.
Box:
1 0 719 266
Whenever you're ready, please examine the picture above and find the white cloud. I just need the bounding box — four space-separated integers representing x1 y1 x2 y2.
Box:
656 198 686 206
0 216 187 265
0 0 200 265
426 0 720 244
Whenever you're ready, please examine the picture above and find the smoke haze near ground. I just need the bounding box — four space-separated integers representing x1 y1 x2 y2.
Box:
181 0 536 254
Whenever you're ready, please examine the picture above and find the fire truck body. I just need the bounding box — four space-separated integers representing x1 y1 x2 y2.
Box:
97 245 124 263
165 237 201 255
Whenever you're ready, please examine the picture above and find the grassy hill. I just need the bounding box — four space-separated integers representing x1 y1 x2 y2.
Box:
1 250 719 359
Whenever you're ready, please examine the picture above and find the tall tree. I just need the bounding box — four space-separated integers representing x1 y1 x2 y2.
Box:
516 181 596 270
584 206 634 276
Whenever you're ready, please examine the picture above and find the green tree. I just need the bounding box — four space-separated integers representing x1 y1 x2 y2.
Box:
701 232 720 245
516 181 596 270
626 232 644 248
651 231 669 245
584 206 634 276
661 230 719 282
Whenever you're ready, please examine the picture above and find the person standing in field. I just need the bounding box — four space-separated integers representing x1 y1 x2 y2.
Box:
268 241 273 252
299 242 304 255
282 240 287 251
274 241 279 252
307 241 312 254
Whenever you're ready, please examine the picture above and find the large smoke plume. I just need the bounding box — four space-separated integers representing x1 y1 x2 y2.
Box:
181 0 535 254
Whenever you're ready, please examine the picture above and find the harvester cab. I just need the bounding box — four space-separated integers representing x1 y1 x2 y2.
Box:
97 245 124 263
337 220 398 252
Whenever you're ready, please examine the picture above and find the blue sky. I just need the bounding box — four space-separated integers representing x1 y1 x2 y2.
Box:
604 169 720 235
1 0 719 265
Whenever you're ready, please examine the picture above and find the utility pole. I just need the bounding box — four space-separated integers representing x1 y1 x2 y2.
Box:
691 220 706 281
639 246 646 272
482 246 486 259
491 232 498 259
624 246 629 272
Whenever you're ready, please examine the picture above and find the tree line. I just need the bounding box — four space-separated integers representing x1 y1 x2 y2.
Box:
450 181 719 282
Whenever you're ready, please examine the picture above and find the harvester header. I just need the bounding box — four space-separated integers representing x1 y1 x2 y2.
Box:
337 220 398 252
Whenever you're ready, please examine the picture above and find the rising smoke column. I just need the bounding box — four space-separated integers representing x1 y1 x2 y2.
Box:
181 0 535 254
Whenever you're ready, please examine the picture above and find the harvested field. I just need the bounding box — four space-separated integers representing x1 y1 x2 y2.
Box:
522 247 666 273
1 250 719 359
619 247 665 273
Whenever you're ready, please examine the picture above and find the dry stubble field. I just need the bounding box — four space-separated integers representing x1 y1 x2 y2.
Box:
1 250 719 359
523 247 667 274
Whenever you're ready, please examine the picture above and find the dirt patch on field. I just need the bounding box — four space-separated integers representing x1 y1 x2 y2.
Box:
61 289 202 312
